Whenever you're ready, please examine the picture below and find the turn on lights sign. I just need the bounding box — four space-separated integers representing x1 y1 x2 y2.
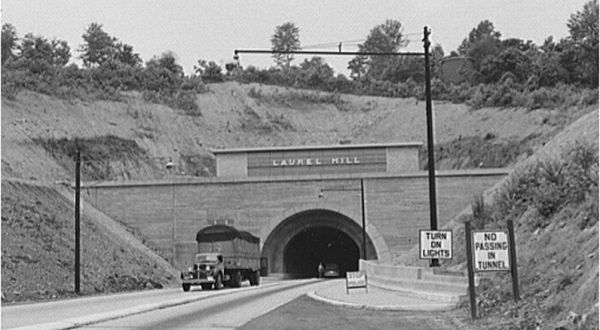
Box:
419 230 453 259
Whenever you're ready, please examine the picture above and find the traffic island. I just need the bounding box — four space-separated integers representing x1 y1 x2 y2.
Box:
308 279 456 311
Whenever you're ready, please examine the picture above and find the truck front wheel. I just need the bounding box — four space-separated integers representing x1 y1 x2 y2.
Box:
214 273 223 290
182 283 191 292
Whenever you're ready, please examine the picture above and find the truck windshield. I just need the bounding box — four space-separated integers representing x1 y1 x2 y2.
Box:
196 255 219 263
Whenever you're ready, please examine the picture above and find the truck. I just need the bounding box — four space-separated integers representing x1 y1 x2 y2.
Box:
180 225 261 292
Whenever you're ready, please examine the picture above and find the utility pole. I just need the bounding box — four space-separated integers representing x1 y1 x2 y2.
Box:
360 178 366 260
423 26 440 267
75 149 81 294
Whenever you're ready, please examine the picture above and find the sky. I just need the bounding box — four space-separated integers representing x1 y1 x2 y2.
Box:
1 0 589 75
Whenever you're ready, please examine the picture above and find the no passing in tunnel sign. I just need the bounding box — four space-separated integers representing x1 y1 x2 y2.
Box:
472 231 510 272
419 230 453 259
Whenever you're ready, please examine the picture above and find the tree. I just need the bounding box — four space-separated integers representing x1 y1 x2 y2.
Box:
566 0 599 87
541 36 558 53
457 20 503 75
535 50 569 87
568 0 599 42
2 23 18 65
194 60 223 82
79 22 116 67
457 20 501 55
114 42 142 67
388 56 426 83
297 56 334 88
16 33 70 73
152 51 183 76
501 38 536 52
479 47 532 83
50 39 71 67
347 56 367 81
271 22 300 69
142 51 183 91
430 44 445 78
353 19 408 80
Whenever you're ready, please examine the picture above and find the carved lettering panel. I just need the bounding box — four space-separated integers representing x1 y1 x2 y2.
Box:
247 148 386 176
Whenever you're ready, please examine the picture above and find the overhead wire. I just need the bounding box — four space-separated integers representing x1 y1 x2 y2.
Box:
301 39 365 50
403 31 423 37
300 31 425 52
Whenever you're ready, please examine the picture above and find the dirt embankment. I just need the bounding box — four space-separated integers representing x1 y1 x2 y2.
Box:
1 180 178 302
399 110 599 329
1 82 595 304
3 82 591 182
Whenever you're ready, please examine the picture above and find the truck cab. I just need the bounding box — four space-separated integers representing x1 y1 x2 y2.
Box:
180 253 225 291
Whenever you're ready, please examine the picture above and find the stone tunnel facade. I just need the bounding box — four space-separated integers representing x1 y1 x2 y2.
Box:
82 143 508 274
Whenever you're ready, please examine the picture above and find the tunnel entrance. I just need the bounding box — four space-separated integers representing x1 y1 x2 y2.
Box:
261 209 378 276
283 226 359 278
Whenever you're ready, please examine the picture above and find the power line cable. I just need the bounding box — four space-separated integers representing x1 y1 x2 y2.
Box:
302 38 366 50
301 31 423 51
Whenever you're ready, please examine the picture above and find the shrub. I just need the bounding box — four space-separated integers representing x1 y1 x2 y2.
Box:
445 82 473 103
561 141 599 204
531 180 563 218
430 78 448 99
578 89 599 106
467 84 488 109
142 89 200 115
248 86 262 99
172 90 201 115
471 194 496 228
233 64 597 111
493 166 534 220
180 75 209 93
491 140 598 226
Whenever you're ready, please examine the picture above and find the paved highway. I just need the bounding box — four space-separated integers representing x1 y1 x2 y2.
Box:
80 279 328 329
2 278 330 330
2 287 189 329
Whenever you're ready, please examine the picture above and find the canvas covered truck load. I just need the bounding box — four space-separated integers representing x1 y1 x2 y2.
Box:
180 225 261 291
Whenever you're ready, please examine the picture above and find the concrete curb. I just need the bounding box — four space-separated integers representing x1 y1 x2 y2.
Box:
306 291 454 312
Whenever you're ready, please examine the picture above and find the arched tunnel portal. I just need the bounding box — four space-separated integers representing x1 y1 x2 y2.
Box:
261 209 377 278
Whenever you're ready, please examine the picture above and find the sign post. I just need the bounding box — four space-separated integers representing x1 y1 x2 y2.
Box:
419 230 453 260
507 220 520 301
464 221 477 319
465 220 520 320
346 271 367 294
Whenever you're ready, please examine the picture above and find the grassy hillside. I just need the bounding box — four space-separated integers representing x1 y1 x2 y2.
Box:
1 82 596 305
1 180 178 302
399 110 599 329
2 82 594 183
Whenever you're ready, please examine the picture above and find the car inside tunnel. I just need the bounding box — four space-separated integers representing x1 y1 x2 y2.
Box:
283 226 359 278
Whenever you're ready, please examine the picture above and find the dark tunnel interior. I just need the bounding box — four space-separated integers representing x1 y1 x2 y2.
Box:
283 226 359 278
